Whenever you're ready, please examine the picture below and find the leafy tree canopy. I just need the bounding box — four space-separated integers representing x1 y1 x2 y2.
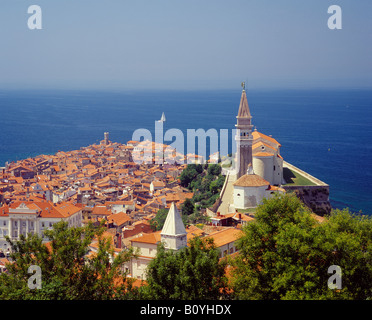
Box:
141 237 228 300
232 193 372 300
0 221 138 300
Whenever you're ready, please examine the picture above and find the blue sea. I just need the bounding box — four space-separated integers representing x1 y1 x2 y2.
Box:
0 88 371 215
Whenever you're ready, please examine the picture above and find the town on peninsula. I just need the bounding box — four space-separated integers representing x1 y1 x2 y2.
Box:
0 88 370 302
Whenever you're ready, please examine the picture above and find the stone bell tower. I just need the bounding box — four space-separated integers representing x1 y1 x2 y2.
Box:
160 202 187 251
235 82 254 179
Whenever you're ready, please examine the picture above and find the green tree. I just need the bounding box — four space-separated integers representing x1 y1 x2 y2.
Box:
150 208 169 231
150 207 190 231
186 206 211 225
209 175 224 194
0 221 137 300
232 193 372 300
181 198 194 216
179 164 203 189
207 164 221 176
141 237 229 300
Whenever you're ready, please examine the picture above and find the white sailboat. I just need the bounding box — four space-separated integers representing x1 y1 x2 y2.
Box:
158 112 166 122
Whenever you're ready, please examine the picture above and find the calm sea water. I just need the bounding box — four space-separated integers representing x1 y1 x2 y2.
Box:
0 89 371 215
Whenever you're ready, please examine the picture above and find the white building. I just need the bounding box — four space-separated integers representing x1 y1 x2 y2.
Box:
128 231 161 280
127 202 243 280
233 165 285 210
230 86 286 211
234 86 284 186
252 130 285 186
128 202 187 280
0 201 82 251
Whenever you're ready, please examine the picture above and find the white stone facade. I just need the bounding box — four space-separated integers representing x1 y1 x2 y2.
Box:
0 202 82 252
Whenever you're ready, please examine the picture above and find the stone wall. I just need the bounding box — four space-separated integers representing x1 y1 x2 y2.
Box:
283 185 331 216
282 161 331 216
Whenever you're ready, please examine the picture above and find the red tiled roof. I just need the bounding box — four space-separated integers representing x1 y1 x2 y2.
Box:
233 174 270 187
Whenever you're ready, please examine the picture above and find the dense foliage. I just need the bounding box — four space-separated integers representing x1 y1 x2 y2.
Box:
179 164 225 209
1 192 370 300
232 193 372 300
0 221 138 300
180 164 225 208
140 237 228 300
150 164 225 230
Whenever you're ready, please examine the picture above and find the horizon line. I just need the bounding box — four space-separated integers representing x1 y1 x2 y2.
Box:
1 85 372 92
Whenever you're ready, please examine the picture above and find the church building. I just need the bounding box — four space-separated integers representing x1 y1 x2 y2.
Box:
128 202 188 280
233 84 285 210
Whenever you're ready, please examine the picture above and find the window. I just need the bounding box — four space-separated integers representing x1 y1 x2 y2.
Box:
273 165 276 171
41 222 45 228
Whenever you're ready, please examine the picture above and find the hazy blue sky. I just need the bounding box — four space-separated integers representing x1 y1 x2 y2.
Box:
1 0 371 90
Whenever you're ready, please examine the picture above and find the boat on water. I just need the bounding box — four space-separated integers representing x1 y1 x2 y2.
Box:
158 112 166 122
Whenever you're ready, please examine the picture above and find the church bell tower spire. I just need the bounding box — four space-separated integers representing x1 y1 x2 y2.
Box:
161 202 187 250
235 82 254 179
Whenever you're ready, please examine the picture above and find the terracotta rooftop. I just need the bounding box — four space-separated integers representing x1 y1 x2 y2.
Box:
130 231 162 245
1 201 81 218
252 131 281 147
206 228 243 248
106 211 131 226
92 206 112 216
233 174 270 187
253 152 274 157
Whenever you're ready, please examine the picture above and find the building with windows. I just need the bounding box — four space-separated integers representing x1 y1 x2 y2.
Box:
127 202 242 280
231 87 285 210
235 86 284 186
0 201 82 251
